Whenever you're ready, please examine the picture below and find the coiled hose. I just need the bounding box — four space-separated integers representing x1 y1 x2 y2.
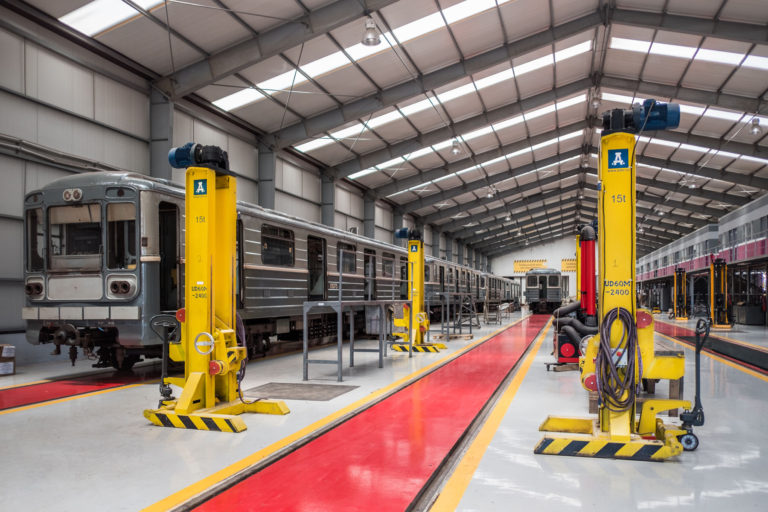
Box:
596 307 642 412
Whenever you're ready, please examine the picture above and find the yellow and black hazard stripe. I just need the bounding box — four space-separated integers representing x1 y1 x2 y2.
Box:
534 437 669 461
146 411 245 433
391 344 441 353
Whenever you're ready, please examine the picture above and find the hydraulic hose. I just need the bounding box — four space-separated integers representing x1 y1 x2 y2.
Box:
595 307 642 412
561 325 582 346
553 301 581 318
554 316 598 336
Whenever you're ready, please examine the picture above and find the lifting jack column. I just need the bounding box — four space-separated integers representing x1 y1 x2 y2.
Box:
143 143 289 433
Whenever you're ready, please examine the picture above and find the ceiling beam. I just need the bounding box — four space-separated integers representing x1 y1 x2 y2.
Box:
636 191 726 219
649 130 768 161
635 152 768 191
266 12 602 148
378 120 588 198
601 75 768 116
154 0 399 99
635 176 750 206
328 78 592 179
474 206 589 250
460 201 585 244
485 225 578 255
405 148 584 212
611 8 768 46
424 179 584 225
465 205 592 247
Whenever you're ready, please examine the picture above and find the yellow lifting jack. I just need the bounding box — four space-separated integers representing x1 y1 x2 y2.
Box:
534 100 704 461
391 228 445 353
144 143 289 433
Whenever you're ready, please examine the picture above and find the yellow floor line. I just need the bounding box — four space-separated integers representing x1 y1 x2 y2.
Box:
655 318 768 353
0 382 152 416
429 318 552 512
656 332 768 384
143 315 534 512
0 378 54 391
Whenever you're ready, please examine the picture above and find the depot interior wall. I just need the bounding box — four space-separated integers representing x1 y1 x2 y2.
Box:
491 236 579 300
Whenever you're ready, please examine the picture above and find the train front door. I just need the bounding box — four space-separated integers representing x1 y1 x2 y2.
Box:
308 236 326 301
538 276 547 302
158 202 179 312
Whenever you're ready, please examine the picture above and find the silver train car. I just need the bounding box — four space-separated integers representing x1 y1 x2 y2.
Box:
524 268 563 313
22 172 518 369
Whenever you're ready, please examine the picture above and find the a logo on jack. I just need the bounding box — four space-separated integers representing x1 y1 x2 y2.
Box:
607 149 629 169
193 179 207 195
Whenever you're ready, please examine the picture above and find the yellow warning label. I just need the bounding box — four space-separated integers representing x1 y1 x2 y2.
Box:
514 259 546 273
561 259 577 272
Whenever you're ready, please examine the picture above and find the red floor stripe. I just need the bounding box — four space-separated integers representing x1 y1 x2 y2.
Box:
0 365 159 411
196 314 549 512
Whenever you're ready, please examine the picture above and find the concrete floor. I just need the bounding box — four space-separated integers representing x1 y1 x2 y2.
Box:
2 312 768 511
0 314 522 512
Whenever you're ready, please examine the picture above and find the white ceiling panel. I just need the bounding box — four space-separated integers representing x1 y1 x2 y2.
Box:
96 16 202 75
195 76 252 103
402 29 462 74
603 49 645 80
641 142 676 161
499 0 551 43
494 121 532 147
666 0 724 18
26 0 91 18
157 2 252 55
642 55 689 86
224 0 307 33
235 96 300 132
237 56 296 91
515 67 556 99
448 8 504 59
523 111 557 135
402 104 449 134
719 0 768 25
271 82 339 118
553 0 599 24
690 113 745 139
372 116 419 144
465 133 502 156
556 54 592 86
355 52 418 90
312 65 379 103
557 101 588 126
441 92 484 123
406 152 445 170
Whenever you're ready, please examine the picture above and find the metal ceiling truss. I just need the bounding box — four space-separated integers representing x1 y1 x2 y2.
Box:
422 179 585 225
377 122 588 198
267 12 602 148
329 78 592 179
635 152 768 191
484 223 578 255
473 205 591 250
404 147 584 212
154 0 400 99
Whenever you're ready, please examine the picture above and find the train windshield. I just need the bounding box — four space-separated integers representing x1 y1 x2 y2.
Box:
107 203 137 270
26 208 45 271
49 204 102 271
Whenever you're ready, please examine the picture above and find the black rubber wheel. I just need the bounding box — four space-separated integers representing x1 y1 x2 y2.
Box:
679 433 699 451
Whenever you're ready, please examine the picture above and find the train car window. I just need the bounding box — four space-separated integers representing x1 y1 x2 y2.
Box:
307 236 326 301
439 266 445 292
107 203 137 270
527 276 537 287
48 204 102 271
481 276 486 288
548 275 559 287
337 242 356 273
382 252 395 277
261 224 294 266
425 264 430 282
26 208 44 271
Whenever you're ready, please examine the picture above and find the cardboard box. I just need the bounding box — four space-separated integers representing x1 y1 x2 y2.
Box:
0 344 16 375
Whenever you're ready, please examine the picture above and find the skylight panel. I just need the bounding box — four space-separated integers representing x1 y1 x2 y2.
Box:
743 54 768 70
438 83 478 103
524 103 557 121
740 155 768 165
514 54 554 76
300 51 351 78
600 92 636 105
349 168 378 180
556 94 587 110
474 69 516 90
403 147 434 160
462 126 495 141
554 41 592 61
678 143 709 153
399 98 434 117
332 123 366 140
649 138 680 149
392 12 445 42
442 0 499 23
702 108 743 122
59 0 162 36
558 130 585 142
505 147 532 159
695 48 744 66
367 111 403 129
679 104 705 116
295 137 336 153
212 88 263 111
492 115 524 131
610 37 651 54
650 42 696 59
258 70 301 94
378 156 406 169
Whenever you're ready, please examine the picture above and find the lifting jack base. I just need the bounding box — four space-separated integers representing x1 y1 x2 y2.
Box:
144 398 290 433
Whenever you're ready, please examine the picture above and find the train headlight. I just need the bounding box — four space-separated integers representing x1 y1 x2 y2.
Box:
107 276 137 299
24 279 44 298
62 188 83 202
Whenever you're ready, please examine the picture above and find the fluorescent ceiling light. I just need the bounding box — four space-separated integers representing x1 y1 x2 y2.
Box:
212 88 264 111
348 168 379 180
60 0 162 36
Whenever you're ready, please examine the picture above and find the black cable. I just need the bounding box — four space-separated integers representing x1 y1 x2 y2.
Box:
595 306 642 412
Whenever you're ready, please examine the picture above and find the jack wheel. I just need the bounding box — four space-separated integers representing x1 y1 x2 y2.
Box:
679 433 699 451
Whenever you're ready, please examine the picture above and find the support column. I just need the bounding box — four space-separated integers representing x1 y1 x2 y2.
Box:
150 89 173 180
363 193 376 239
466 247 473 269
393 209 404 246
431 228 440 258
258 143 276 210
475 249 481 270
321 174 335 227
446 236 453 262
483 254 488 272
457 243 464 266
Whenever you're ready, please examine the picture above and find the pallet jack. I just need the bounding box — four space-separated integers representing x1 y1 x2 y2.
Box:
535 99 705 461
144 143 289 432
391 228 446 353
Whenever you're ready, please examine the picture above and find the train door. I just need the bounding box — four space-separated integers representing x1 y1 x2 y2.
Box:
400 256 408 299
538 275 547 301
158 202 179 312
307 236 326 300
364 248 376 300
